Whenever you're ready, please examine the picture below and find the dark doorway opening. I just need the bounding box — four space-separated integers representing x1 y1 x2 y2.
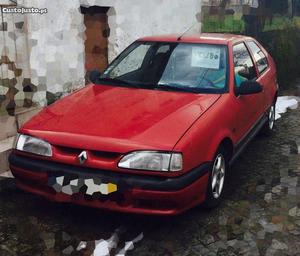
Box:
80 6 110 75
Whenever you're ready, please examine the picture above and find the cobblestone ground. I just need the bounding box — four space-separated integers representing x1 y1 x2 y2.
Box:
0 105 300 256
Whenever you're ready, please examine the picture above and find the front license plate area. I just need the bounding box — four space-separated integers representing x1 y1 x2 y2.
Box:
48 174 118 197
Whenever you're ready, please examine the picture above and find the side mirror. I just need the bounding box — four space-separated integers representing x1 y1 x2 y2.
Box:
238 69 249 79
235 81 263 96
88 69 101 84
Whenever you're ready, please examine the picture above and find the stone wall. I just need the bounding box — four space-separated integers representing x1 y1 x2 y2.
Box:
0 0 86 116
0 1 31 115
102 0 202 61
23 0 86 106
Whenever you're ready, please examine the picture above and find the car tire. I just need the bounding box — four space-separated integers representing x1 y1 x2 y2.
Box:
204 146 228 209
260 103 276 136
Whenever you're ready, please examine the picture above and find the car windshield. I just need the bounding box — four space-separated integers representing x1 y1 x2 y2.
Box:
99 41 228 94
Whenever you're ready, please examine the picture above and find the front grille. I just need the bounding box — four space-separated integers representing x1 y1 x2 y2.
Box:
55 145 82 155
54 145 121 161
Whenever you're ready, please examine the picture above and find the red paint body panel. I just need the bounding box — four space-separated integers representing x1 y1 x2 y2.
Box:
139 33 251 45
21 85 220 154
21 85 220 177
11 165 209 215
11 33 278 215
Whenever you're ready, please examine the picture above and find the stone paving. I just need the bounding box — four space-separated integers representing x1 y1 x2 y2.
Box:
0 105 300 256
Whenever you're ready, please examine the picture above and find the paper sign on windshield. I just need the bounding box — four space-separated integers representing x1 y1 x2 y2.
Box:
191 46 221 69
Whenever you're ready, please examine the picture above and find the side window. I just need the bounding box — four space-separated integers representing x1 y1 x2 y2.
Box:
233 43 257 87
247 41 269 74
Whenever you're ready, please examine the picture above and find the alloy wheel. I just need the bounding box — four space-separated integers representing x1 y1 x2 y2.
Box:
211 154 226 199
269 105 275 130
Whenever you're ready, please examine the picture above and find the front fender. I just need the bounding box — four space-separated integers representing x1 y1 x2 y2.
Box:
173 94 236 173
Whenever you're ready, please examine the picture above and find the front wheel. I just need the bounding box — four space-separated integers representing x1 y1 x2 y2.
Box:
260 103 276 136
204 147 228 208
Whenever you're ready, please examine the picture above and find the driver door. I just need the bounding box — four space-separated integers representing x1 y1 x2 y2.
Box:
233 42 264 142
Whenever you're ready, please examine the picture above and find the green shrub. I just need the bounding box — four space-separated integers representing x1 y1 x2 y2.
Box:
259 27 300 89
203 15 300 89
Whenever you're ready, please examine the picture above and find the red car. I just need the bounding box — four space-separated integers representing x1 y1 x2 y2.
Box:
9 33 278 215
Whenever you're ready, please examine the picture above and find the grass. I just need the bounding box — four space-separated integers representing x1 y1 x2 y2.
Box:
202 15 245 33
263 16 300 31
202 15 300 33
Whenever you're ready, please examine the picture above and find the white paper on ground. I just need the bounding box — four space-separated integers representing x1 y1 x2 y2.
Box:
89 231 119 256
275 96 299 120
115 232 144 256
76 241 87 251
76 227 127 256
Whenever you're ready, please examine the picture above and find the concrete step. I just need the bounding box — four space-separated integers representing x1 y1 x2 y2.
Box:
15 106 42 129
0 106 42 175
0 136 15 174
0 170 14 178
0 115 17 142
0 106 42 141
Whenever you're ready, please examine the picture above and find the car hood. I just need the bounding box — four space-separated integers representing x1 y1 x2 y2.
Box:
21 84 221 153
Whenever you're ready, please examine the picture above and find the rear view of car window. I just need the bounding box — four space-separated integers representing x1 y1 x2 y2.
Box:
233 43 257 87
247 41 269 74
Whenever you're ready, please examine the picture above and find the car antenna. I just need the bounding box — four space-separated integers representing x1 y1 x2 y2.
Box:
177 23 198 41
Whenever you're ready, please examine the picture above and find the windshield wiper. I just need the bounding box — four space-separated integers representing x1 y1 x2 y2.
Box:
97 77 141 88
156 84 200 93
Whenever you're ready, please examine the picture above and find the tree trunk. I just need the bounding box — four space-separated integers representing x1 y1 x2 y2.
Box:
218 0 230 22
287 0 294 17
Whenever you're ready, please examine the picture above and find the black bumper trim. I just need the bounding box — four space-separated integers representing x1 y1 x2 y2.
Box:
9 153 211 191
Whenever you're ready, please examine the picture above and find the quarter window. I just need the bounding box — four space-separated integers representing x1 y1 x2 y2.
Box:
233 43 257 87
247 41 269 74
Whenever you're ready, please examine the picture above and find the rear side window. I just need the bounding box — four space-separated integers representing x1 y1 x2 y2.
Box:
233 43 257 87
247 41 269 74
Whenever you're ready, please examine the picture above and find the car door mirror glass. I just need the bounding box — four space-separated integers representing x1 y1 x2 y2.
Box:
235 81 263 96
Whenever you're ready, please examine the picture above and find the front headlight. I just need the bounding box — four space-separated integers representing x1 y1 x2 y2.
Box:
118 151 183 172
14 133 52 157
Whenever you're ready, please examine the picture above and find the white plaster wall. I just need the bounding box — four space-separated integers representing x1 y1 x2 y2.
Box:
5 0 202 108
82 0 202 62
21 0 86 105
108 0 202 61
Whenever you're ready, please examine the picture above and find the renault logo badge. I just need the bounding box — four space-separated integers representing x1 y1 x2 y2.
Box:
78 151 88 164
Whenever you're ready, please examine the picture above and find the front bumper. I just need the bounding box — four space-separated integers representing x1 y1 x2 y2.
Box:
9 153 211 215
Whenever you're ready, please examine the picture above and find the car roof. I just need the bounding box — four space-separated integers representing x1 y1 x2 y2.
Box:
138 33 253 45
